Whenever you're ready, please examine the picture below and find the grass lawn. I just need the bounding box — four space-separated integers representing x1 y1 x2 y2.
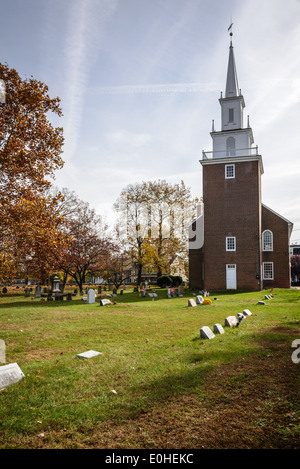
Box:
0 286 299 449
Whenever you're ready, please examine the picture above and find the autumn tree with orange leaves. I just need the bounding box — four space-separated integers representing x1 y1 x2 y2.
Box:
0 62 66 281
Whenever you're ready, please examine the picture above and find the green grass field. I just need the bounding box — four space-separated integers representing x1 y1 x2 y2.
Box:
0 286 299 449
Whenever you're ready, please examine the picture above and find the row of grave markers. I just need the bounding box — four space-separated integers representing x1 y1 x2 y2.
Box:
199 309 253 340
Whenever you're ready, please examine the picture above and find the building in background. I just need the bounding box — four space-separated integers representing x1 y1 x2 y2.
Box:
189 39 293 291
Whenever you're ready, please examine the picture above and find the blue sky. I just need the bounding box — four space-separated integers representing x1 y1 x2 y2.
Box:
1 0 300 243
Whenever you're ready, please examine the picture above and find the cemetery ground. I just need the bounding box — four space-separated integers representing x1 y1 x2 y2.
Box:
0 286 299 449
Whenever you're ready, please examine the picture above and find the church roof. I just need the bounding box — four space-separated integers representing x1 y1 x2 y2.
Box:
225 41 240 98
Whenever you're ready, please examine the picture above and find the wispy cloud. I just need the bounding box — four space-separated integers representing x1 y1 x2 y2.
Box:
62 0 118 162
92 81 222 95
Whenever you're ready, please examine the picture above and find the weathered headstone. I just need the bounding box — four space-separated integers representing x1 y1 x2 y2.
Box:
225 316 237 327
100 299 112 306
0 363 25 391
236 313 245 326
55 292 63 301
188 299 197 307
196 295 203 305
258 301 265 305
47 292 53 301
76 350 102 359
52 276 61 293
24 288 30 297
34 285 41 298
86 289 96 304
213 323 225 334
243 309 252 316
200 326 215 339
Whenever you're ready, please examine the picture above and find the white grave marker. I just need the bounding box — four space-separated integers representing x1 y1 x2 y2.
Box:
224 316 237 327
200 326 215 339
243 309 252 316
196 295 203 305
188 299 197 307
0 363 25 390
213 324 225 334
77 350 102 359
86 289 96 304
100 299 112 306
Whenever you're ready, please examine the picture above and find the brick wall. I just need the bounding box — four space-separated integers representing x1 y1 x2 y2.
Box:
262 205 291 288
201 159 262 291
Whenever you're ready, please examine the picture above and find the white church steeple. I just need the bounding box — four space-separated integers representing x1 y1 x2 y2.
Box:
219 40 245 131
225 41 239 98
209 38 255 159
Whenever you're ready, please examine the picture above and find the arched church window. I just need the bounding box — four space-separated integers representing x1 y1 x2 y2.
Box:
262 230 273 251
226 136 236 156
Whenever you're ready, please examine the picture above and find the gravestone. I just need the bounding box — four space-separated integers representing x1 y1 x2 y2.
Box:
167 288 171 298
188 299 197 307
86 289 96 304
236 313 245 326
178 285 184 296
55 292 63 301
0 363 25 390
76 350 102 359
100 299 112 306
258 301 265 305
243 309 252 316
52 276 61 293
200 326 215 339
196 295 203 305
225 316 237 327
24 288 30 297
34 285 41 298
98 286 102 294
213 324 225 334
66 293 73 301
112 288 117 297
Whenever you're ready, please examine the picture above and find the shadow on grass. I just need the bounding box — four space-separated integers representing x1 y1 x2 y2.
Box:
121 325 299 420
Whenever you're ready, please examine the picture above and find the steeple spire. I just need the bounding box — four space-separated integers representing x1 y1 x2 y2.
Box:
225 41 239 98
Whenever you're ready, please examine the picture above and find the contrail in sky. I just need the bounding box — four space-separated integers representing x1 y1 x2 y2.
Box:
93 82 223 95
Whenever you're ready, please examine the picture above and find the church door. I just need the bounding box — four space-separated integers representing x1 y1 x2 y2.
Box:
226 264 237 289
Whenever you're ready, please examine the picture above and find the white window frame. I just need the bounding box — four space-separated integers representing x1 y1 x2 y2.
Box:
225 164 235 179
262 230 273 251
263 262 274 280
229 108 234 123
226 236 236 252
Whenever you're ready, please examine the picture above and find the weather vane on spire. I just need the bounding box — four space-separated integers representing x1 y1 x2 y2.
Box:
228 19 233 37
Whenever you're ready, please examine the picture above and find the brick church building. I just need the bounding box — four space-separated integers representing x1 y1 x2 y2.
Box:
189 40 293 291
